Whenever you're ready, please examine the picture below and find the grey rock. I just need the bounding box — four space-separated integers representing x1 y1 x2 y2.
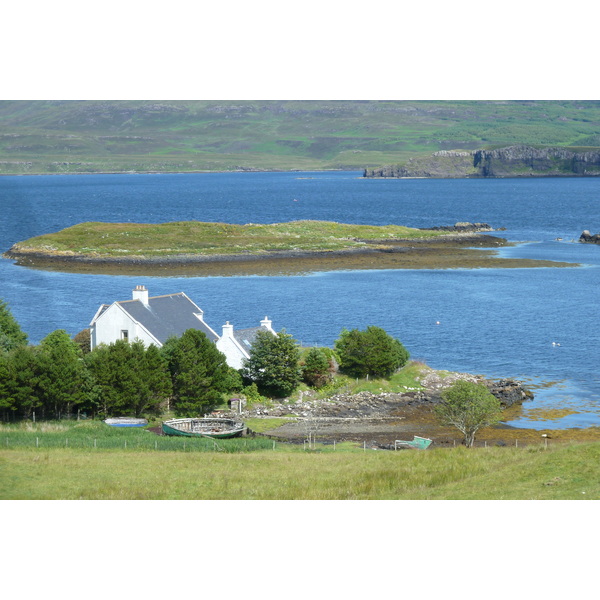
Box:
579 230 600 244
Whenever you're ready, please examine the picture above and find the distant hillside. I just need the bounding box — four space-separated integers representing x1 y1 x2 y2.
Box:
0 100 599 174
363 145 600 178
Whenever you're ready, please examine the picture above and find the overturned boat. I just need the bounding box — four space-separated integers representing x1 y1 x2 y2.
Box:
394 436 433 450
104 417 148 428
162 417 245 439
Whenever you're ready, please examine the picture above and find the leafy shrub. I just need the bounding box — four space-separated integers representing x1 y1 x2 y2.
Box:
334 326 409 379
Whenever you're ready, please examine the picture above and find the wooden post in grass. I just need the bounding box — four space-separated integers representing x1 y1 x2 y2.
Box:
36 437 39 448
94 439 97 448
334 440 336 451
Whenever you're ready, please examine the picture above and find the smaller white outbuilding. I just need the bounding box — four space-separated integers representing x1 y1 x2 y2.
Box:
89 285 278 370
216 317 276 370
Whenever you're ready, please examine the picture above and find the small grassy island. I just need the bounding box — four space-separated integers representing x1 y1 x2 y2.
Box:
4 220 576 275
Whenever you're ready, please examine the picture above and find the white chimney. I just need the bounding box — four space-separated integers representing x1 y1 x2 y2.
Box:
260 316 273 331
222 321 234 338
132 285 149 306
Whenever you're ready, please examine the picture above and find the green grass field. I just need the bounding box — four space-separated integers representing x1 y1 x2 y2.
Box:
2 443 598 500
1 420 599 499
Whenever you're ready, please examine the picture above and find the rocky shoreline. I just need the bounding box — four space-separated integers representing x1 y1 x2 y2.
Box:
234 368 537 448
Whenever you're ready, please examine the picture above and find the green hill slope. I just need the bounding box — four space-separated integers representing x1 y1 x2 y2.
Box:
0 100 599 173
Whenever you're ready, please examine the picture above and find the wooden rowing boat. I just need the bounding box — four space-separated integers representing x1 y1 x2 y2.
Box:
162 417 245 439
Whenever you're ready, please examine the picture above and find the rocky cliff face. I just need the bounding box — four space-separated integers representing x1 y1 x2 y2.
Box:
364 145 600 178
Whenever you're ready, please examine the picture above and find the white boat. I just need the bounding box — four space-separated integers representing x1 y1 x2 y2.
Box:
104 417 148 427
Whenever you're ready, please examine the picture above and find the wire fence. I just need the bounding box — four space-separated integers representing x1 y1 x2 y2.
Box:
1 433 277 453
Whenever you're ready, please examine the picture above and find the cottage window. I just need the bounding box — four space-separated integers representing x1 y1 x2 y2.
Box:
121 330 129 342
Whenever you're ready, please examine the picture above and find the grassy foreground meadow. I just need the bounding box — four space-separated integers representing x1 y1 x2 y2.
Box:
2 441 599 500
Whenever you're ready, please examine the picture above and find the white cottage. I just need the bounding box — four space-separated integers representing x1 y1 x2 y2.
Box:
216 317 276 370
89 285 278 370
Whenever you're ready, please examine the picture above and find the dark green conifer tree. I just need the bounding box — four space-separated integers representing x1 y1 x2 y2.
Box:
86 340 172 417
0 299 28 353
164 329 230 416
301 347 333 389
4 346 42 419
0 352 15 420
38 330 88 419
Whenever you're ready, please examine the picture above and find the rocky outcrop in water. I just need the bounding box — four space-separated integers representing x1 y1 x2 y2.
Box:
424 222 494 233
579 230 600 244
364 145 600 178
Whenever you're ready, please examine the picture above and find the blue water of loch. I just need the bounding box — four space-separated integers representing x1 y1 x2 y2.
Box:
1 172 599 429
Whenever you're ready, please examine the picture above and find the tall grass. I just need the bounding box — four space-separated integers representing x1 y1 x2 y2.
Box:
2 442 599 499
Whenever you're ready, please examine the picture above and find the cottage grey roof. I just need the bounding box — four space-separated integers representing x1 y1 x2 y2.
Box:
118 293 218 345
233 325 272 350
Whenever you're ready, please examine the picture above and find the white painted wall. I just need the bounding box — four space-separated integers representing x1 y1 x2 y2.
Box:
215 322 249 370
91 304 159 349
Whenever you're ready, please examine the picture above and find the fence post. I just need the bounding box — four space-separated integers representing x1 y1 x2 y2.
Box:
334 440 336 451
94 439 97 448
36 437 39 448
363 441 366 452
124 440 127 449
155 440 158 450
